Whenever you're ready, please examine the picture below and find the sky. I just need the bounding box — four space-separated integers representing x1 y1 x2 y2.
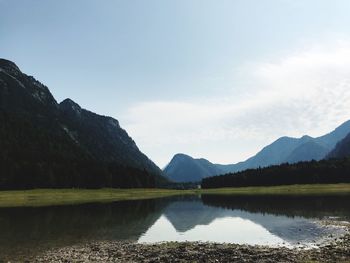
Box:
1 0 350 167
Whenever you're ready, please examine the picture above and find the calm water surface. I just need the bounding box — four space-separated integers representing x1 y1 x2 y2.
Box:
0 194 349 261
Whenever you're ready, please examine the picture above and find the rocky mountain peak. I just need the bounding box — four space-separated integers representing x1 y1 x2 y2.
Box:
172 153 193 161
59 98 82 116
0 59 21 74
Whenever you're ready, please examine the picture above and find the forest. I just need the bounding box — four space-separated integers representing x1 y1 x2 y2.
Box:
201 158 350 189
0 111 159 190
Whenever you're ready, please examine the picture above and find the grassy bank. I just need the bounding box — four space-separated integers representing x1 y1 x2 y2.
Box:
200 183 350 195
0 183 350 207
0 188 189 207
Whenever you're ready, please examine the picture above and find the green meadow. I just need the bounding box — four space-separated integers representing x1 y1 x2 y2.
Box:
0 183 349 207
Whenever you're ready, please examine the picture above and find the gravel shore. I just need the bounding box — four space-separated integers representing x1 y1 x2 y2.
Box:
33 233 350 263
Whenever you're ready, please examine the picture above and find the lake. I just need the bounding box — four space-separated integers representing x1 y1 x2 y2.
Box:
0 194 349 261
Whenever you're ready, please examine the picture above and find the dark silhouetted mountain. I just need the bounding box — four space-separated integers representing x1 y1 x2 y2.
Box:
327 132 350 159
163 154 224 183
0 58 165 189
58 98 161 175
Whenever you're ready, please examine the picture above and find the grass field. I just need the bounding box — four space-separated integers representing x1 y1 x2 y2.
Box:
0 183 349 207
200 183 350 195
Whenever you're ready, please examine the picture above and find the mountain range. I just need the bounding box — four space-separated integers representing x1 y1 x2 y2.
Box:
164 121 350 182
2 58 350 187
0 58 165 189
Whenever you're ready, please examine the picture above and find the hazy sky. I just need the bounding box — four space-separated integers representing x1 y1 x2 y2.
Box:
2 0 350 167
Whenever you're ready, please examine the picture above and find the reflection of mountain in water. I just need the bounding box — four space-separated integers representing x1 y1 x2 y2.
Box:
163 196 226 232
164 195 350 243
201 194 350 242
213 209 334 244
1 194 349 261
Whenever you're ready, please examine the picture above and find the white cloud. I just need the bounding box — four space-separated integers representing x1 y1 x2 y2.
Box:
121 39 350 167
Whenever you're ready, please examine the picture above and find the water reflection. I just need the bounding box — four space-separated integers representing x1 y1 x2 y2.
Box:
0 199 167 261
139 215 286 245
139 195 349 245
201 194 350 219
0 194 349 261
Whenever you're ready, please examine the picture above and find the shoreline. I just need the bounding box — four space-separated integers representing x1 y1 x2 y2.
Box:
34 237 350 263
33 221 350 263
1 183 350 207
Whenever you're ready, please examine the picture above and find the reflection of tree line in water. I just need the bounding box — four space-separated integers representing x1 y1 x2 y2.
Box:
0 194 349 260
201 194 350 219
0 199 168 260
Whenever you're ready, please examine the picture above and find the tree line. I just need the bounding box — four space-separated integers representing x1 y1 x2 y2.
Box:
201 158 350 189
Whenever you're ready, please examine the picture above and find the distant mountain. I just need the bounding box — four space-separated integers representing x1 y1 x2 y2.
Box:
327 132 350 159
286 141 329 164
165 121 350 182
164 154 224 183
0 58 165 189
221 122 350 173
218 135 316 174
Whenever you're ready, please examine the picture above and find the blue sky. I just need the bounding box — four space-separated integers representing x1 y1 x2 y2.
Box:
2 0 350 167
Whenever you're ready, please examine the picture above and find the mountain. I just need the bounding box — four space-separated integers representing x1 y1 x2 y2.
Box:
221 122 350 173
163 154 224 183
165 121 350 182
0 58 164 189
218 135 316 174
58 98 160 175
285 141 329 163
327 132 350 159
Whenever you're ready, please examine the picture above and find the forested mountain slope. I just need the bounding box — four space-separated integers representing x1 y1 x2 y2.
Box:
0 59 165 189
